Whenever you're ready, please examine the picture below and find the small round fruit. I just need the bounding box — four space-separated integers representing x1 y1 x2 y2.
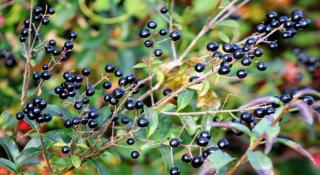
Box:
103 81 112 89
170 31 181 41
16 112 25 120
257 62 267 71
240 112 252 123
217 138 229 149
206 42 219 52
254 108 266 118
147 21 157 29
69 31 78 39
191 156 204 168
82 67 91 76
195 63 205 73
280 93 292 103
154 49 163 57
181 153 192 163
127 138 135 145
137 118 149 127
218 65 231 75
61 146 70 154
159 28 168 36
33 72 41 80
64 119 73 128
169 138 180 147
88 119 98 128
139 28 151 38
241 57 252 66
160 7 168 14
170 166 181 175
163 88 172 96
105 63 116 73
131 151 139 159
199 130 211 139
303 96 314 105
144 40 153 48
196 137 209 147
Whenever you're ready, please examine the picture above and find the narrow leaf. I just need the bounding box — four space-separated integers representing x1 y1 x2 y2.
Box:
247 151 273 175
44 104 73 119
218 32 230 43
177 90 194 111
264 123 280 154
0 138 20 162
144 106 159 138
292 101 314 124
157 145 171 171
252 117 272 138
207 149 235 169
0 158 16 172
180 116 197 135
15 147 41 166
210 121 252 137
277 138 316 164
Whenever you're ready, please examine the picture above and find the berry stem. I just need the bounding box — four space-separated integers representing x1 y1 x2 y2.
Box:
37 125 53 174
169 0 178 61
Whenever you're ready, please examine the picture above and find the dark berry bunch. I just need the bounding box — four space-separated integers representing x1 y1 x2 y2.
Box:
256 10 311 42
103 63 145 107
293 48 320 79
0 49 17 68
15 97 51 123
54 71 84 99
20 6 56 43
139 6 181 57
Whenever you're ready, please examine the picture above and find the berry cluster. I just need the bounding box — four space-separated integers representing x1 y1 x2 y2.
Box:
293 48 320 79
139 7 181 57
0 49 17 68
33 31 77 82
54 71 84 99
256 10 311 42
20 6 56 43
16 97 51 123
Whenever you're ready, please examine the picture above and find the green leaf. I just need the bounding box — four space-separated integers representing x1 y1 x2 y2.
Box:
199 80 210 97
133 62 147 69
93 0 110 11
218 32 230 43
71 155 82 168
44 104 73 119
0 111 10 128
211 121 252 137
0 138 20 162
180 116 197 135
157 145 171 171
15 147 41 166
97 107 111 127
177 90 194 111
89 159 109 175
0 158 16 172
247 151 273 175
217 19 239 28
264 123 280 154
207 149 235 170
252 117 272 138
144 107 159 138
23 117 37 130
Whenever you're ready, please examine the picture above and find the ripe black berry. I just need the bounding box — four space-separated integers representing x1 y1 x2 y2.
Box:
257 62 267 71
126 74 136 84
160 7 168 14
163 88 172 96
131 151 140 159
72 117 81 125
125 100 136 110
196 137 209 147
240 112 252 123
118 77 128 86
139 28 151 38
112 88 124 99
42 16 50 25
170 31 181 41
266 11 278 20
206 42 219 52
48 39 56 46
241 57 252 66
64 119 73 128
254 48 263 57
16 112 25 120
44 114 52 122
291 9 303 22
202 147 219 158
69 31 78 39
170 166 181 175
127 138 135 145
121 116 130 124
182 153 192 163
34 6 43 15
217 138 229 149
33 72 41 80
41 70 51 80
191 156 204 168
82 67 91 76
159 28 168 36
303 96 314 105
194 63 205 73
189 76 199 83
135 100 144 109
110 97 119 105
265 106 276 115
74 101 83 110
86 85 95 96
254 108 265 118
256 24 266 33
103 81 112 89
233 49 244 59
89 108 99 119
199 130 211 139
105 64 116 73
137 118 149 127
88 119 98 128
64 40 74 50
61 146 70 154
236 69 247 79
48 7 56 14
144 40 153 48
280 93 292 103
147 21 157 29
154 49 163 57
169 138 180 147
218 65 231 75
222 43 234 52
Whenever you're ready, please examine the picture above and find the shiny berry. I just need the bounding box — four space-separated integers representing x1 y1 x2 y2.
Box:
240 112 252 123
196 137 209 147
147 21 157 29
195 63 205 73
241 57 252 66
88 119 98 128
72 117 81 125
160 7 168 14
103 81 112 89
33 72 41 80
61 146 70 154
159 28 168 36
265 106 276 115
82 67 90 76
154 49 163 57
257 62 267 71
127 138 135 145
41 70 51 80
144 40 153 48
254 108 265 118
105 64 115 73
64 40 74 50
125 100 136 110
64 119 73 128
69 31 78 39
169 138 180 147
291 9 303 22
121 116 130 124
266 11 278 20
135 100 144 109
181 153 192 163
236 69 247 79
199 130 211 139
48 7 56 14
16 112 25 120
218 65 231 75
206 42 219 52
131 151 139 159
42 16 50 25
170 31 181 41
139 28 151 38
74 101 83 110
303 96 314 105
163 88 172 96
191 156 204 168
280 93 292 103
170 167 181 175
137 118 149 127
217 138 229 149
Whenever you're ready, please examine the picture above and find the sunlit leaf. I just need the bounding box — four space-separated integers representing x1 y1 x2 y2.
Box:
248 151 273 175
177 90 194 111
